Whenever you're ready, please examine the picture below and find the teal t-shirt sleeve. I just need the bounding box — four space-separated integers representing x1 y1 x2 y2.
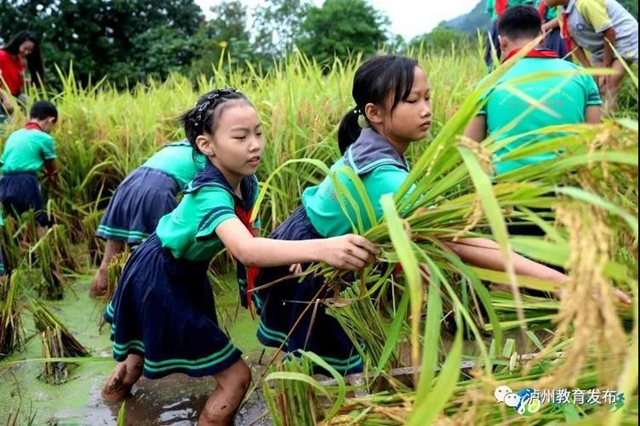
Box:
584 75 603 106
40 135 56 160
365 165 416 219
194 187 238 241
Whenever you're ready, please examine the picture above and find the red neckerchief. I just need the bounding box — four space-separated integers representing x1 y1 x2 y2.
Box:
24 122 43 131
496 0 509 18
234 204 260 315
504 47 559 61
538 1 548 20
561 11 573 53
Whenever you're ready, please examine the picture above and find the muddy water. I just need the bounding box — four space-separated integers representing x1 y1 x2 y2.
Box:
0 274 273 425
0 272 551 425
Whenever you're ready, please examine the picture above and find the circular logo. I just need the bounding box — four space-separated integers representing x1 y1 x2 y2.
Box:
516 388 542 416
576 23 586 31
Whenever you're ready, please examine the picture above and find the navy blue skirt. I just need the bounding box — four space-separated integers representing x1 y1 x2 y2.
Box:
0 172 51 227
104 234 242 379
544 28 569 59
256 206 363 376
96 167 179 244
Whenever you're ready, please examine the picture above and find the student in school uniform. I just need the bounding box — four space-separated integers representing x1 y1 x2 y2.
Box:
544 0 638 111
101 88 379 425
255 54 590 378
0 101 58 236
90 140 205 297
465 5 603 177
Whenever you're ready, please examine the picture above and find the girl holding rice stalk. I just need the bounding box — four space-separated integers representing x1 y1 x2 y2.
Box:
254 54 629 378
90 140 206 297
101 88 379 425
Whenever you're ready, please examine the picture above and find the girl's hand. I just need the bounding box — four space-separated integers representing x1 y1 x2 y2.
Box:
319 235 379 271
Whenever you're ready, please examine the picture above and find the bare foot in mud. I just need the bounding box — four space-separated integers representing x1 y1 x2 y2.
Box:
102 364 131 401
102 357 143 402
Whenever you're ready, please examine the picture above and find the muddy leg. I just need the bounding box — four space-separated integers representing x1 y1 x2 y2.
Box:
198 359 251 426
91 240 125 298
102 354 144 402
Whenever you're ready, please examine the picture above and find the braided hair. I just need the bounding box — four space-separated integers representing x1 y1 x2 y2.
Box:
180 88 252 154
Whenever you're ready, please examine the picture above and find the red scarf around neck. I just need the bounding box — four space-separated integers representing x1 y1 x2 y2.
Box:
234 205 260 315
504 47 559 61
24 122 43 131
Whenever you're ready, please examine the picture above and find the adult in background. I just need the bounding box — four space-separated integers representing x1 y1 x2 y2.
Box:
0 31 45 109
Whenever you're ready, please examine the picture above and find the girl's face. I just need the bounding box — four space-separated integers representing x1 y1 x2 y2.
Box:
18 41 34 59
370 67 432 152
196 102 264 186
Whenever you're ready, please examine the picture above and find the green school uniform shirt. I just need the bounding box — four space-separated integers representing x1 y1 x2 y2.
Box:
478 54 602 175
0 128 56 173
141 140 206 189
303 128 416 238
155 161 259 262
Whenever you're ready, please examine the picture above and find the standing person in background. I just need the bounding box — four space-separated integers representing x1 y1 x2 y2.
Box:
485 0 535 68
0 31 45 109
536 0 569 57
543 0 638 111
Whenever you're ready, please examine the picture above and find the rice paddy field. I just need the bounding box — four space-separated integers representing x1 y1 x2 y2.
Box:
0 49 638 425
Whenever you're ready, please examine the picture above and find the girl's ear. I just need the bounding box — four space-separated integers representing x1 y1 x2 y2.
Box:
196 134 215 157
364 102 383 124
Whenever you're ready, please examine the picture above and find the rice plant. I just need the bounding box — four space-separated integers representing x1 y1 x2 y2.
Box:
0 270 24 358
29 299 90 384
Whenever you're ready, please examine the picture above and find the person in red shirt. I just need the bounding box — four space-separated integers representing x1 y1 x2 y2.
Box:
0 31 44 106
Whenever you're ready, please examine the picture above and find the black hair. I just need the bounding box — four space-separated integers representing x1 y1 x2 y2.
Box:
498 5 543 41
180 88 253 154
337 55 419 154
29 101 58 121
1 31 45 87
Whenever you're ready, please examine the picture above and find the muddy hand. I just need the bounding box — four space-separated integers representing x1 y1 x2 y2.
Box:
320 234 379 271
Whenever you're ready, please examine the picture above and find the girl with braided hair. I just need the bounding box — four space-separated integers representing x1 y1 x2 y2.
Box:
101 88 379 425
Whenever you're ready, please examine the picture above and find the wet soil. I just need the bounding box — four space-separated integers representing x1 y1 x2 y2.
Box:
0 274 273 425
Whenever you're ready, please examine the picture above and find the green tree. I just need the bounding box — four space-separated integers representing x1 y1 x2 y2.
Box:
189 0 254 77
253 0 310 56
409 23 473 54
295 0 389 65
0 0 204 88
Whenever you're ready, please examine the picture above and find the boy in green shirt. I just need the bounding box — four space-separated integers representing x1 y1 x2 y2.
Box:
0 100 58 236
466 5 602 175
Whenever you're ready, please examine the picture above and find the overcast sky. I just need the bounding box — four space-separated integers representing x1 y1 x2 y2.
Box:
195 0 480 40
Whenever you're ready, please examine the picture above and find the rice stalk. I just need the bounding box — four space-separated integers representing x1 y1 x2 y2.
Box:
29 299 90 384
0 271 24 358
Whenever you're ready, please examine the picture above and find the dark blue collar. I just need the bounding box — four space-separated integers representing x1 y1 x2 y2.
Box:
185 161 258 211
343 127 409 175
